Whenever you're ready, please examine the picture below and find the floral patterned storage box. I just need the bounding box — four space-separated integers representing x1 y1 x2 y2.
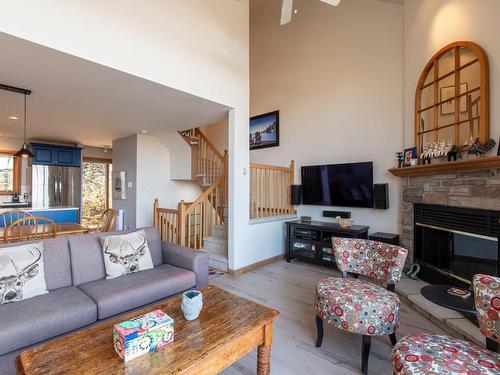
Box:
113 310 174 362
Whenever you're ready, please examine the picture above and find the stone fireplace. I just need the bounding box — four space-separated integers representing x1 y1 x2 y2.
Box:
400 168 500 280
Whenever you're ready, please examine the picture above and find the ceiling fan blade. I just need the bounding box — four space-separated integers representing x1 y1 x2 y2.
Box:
320 0 342 5
280 0 293 25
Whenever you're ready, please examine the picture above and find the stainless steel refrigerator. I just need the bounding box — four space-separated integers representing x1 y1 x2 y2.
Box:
30 165 81 208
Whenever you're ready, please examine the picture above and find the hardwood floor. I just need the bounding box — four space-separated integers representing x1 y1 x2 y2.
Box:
212 260 447 375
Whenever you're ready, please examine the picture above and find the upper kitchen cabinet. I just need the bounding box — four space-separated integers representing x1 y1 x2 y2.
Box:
31 143 82 167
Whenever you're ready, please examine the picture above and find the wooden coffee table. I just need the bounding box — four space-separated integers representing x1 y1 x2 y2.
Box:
16 285 279 375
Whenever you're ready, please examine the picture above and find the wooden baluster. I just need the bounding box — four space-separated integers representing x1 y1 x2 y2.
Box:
194 206 198 249
153 199 159 228
179 201 186 246
249 167 255 219
289 160 295 214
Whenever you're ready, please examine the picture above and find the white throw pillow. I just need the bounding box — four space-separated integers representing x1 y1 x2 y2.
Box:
0 242 48 304
100 230 154 279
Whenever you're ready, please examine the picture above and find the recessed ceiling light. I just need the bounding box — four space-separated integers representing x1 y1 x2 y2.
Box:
141 129 148 134
8 116 18 120
294 9 298 14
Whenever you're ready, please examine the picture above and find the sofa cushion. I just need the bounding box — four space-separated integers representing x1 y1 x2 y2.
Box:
0 242 48 304
78 264 196 319
69 227 163 285
0 286 97 355
0 237 71 290
100 230 154 279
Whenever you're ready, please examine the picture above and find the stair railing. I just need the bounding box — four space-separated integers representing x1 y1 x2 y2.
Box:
155 128 228 249
194 128 225 186
153 199 179 244
249 160 296 219
178 172 226 249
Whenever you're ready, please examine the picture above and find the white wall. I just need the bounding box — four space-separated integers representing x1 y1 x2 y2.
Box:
404 0 500 147
249 0 404 252
0 0 251 270
159 131 193 181
200 118 229 155
112 135 137 229
136 134 201 228
82 145 112 159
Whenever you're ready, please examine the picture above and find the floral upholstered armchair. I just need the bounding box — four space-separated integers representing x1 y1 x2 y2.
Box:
332 237 408 289
315 238 408 374
392 274 500 374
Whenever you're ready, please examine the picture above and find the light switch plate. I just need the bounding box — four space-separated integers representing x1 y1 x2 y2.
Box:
127 182 133 188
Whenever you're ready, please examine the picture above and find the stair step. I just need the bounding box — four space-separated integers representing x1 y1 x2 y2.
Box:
196 174 206 177
208 252 228 272
213 224 227 238
203 236 227 254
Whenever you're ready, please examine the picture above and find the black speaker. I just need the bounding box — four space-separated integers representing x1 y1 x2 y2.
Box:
291 185 302 205
373 183 389 209
323 210 351 219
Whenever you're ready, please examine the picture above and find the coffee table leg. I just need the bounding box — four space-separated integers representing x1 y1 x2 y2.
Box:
257 323 273 375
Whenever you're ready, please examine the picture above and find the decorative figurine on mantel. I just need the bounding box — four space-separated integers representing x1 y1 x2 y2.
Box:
447 144 461 162
467 138 497 158
396 152 404 168
420 140 453 164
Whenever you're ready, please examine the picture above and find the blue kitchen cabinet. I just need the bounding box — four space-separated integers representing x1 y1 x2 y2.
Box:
31 143 82 167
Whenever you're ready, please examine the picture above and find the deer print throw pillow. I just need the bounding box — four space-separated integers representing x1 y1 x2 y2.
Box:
100 230 154 279
0 242 48 304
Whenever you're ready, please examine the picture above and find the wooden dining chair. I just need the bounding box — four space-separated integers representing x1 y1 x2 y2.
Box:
95 209 117 233
4 216 56 243
0 210 32 228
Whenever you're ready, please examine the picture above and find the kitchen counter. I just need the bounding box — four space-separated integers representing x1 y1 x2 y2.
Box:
0 206 80 226
0 206 79 212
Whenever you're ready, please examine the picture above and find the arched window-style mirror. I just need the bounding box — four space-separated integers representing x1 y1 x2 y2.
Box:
415 41 489 153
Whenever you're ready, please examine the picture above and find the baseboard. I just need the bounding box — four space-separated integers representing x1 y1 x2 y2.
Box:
228 253 285 276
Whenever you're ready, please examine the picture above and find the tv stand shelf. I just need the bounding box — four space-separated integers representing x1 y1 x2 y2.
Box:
286 220 369 267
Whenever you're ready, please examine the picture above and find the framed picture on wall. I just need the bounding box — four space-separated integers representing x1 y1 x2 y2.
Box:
250 110 279 150
112 171 126 200
440 83 468 115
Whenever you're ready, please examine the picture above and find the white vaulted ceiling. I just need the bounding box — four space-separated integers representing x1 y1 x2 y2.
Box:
0 32 229 147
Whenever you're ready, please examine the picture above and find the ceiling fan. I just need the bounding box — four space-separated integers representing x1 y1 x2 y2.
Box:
280 0 341 25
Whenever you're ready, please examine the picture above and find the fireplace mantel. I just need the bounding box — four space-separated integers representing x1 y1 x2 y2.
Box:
389 156 500 177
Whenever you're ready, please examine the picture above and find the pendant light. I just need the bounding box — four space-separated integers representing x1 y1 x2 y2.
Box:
14 93 34 158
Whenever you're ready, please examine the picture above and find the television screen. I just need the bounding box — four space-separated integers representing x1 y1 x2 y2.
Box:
301 162 374 208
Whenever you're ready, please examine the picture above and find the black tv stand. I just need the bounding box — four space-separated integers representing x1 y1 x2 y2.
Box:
286 220 369 267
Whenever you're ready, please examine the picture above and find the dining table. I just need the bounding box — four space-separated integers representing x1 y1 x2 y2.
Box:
0 222 90 242
53 223 91 236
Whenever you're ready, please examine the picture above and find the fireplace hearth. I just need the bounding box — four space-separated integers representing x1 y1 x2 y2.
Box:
414 204 500 287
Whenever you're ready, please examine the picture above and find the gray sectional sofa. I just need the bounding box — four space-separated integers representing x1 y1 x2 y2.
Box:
0 227 208 374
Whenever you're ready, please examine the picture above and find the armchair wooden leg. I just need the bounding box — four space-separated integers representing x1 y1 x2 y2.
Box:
361 335 371 375
315 314 324 348
389 332 397 347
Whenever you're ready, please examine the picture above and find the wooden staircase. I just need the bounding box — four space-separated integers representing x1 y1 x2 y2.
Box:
154 127 228 270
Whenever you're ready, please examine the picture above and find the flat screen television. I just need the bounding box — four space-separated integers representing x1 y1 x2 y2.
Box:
301 162 374 208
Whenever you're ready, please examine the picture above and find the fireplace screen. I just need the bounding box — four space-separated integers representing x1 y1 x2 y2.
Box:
414 204 500 286
415 223 498 285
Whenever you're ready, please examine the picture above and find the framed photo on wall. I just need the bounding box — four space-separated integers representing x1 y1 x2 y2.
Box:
112 170 126 200
250 110 279 150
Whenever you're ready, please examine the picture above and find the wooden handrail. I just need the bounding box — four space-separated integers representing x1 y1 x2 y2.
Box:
250 160 295 219
250 162 293 172
196 128 223 160
185 175 225 215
